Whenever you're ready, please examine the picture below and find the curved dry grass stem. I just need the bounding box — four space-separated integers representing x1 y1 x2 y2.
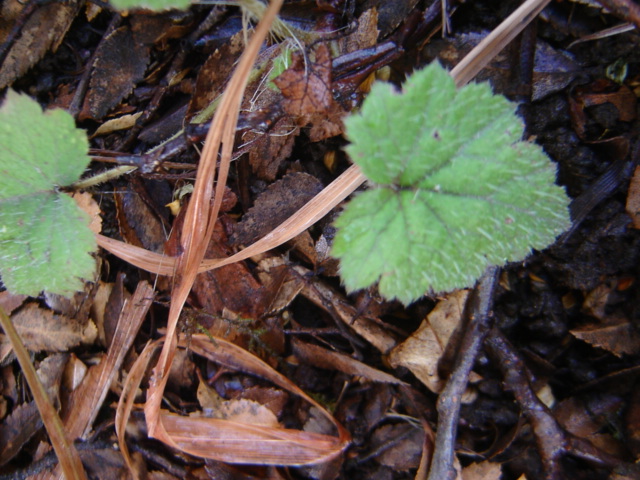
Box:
144 0 285 448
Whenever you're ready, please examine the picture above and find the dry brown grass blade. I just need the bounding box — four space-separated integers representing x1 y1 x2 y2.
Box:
167 334 349 465
62 281 153 440
94 163 364 276
144 0 285 452
117 335 349 468
116 338 163 480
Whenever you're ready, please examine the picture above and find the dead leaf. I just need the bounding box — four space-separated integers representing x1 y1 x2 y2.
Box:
92 112 143 137
425 32 582 101
176 217 267 321
0 0 81 88
8 303 96 352
0 353 67 466
388 290 469 393
291 338 406 385
114 185 167 253
60 281 153 441
0 291 27 315
626 166 640 229
570 319 640 356
338 8 379 54
198 380 280 427
274 43 333 117
461 461 502 480
72 191 102 235
236 386 289 419
118 334 350 467
245 117 299 181
232 172 324 246
81 447 129 479
371 423 423 471
62 354 88 392
256 263 305 316
569 79 637 140
554 395 625 457
79 26 150 121
625 383 640 457
186 33 245 121
0 402 41 466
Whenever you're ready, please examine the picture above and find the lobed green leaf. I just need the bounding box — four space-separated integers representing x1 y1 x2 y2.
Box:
0 90 96 296
333 62 571 304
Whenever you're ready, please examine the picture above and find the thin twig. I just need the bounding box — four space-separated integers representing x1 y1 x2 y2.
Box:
485 328 638 480
426 266 500 480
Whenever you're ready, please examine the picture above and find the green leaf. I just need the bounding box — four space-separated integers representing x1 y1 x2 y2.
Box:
109 0 191 11
333 62 571 305
0 90 96 296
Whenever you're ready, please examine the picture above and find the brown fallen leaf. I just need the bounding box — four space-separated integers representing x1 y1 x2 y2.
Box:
0 0 81 88
256 262 306 316
8 303 96 352
626 166 640 229
245 116 299 181
0 353 66 466
197 379 280 427
79 26 150 121
388 290 470 394
625 383 640 457
582 282 614 320
92 112 143 137
60 281 153 441
118 334 350 468
291 338 406 385
232 172 324 246
569 78 637 140
273 43 333 117
186 32 245 122
337 8 379 54
461 461 502 480
425 32 582 101
0 290 27 315
80 447 129 479
114 185 167 253
0 402 41 466
570 319 640 357
185 219 267 322
72 192 102 235
554 395 625 457
370 423 424 471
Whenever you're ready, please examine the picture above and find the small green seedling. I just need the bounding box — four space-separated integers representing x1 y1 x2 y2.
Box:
0 90 96 296
332 62 571 305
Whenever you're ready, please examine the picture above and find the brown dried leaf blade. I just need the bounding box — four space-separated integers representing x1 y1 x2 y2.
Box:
232 172 324 246
570 320 640 357
9 303 97 352
80 26 150 121
0 0 81 88
274 43 332 117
